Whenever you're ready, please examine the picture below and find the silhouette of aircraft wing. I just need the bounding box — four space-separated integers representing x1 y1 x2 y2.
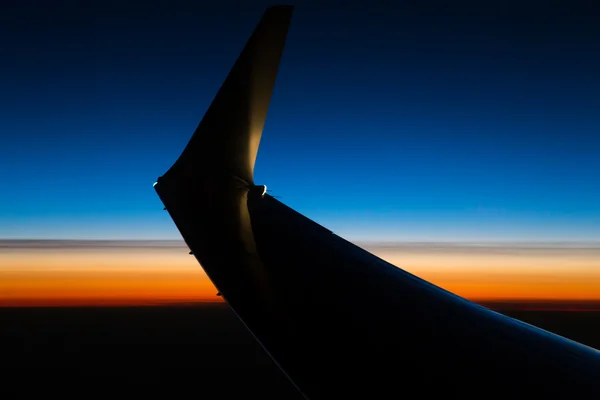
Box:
154 5 600 398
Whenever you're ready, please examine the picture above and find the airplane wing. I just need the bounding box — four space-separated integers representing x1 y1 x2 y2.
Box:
154 5 600 398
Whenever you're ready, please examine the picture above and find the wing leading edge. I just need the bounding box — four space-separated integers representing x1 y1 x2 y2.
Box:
154 6 600 399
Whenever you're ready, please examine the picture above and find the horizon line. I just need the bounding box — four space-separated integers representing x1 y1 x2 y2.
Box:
3 298 600 311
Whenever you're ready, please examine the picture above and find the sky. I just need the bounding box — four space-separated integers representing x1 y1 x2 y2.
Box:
2 240 600 307
1 1 599 306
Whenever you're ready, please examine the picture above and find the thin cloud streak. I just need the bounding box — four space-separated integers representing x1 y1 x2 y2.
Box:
0 239 187 250
1 239 600 252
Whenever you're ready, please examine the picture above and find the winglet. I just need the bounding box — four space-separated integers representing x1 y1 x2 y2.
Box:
161 6 293 186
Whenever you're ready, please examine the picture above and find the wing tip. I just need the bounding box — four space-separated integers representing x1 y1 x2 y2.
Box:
159 5 293 188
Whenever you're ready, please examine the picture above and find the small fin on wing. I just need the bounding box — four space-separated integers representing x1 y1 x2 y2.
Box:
163 6 293 186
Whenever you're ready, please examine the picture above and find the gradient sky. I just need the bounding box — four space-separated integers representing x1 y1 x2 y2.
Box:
1 1 599 306
1 0 599 242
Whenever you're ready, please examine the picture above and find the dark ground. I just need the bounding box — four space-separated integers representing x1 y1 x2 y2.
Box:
1 303 599 398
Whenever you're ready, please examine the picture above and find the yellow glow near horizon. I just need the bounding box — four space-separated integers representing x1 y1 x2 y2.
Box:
1 242 599 306
375 249 600 301
0 247 220 306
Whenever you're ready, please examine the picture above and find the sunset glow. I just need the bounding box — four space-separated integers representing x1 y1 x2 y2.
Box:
0 243 220 306
1 241 599 307
374 244 600 302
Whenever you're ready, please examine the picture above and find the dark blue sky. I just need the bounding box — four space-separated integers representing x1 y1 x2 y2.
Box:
1 0 599 241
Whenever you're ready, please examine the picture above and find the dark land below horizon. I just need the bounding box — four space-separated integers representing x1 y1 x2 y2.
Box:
1 302 599 398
